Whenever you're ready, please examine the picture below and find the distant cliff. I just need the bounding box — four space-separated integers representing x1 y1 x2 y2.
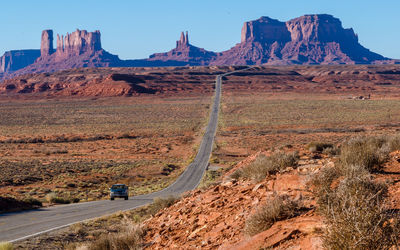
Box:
7 29 121 78
0 14 397 80
211 14 387 65
0 50 40 74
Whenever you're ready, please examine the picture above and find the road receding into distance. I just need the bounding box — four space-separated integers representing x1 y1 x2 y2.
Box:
0 68 249 242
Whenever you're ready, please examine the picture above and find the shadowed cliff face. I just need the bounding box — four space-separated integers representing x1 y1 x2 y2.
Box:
241 17 291 44
40 30 54 57
212 14 387 65
0 50 40 73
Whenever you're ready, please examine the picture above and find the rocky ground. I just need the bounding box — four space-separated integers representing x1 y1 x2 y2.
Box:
5 65 400 248
2 65 400 98
14 144 400 249
142 149 326 249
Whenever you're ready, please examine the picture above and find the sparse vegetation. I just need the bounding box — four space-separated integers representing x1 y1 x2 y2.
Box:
86 223 144 250
0 96 209 203
339 136 390 172
310 135 400 249
0 242 14 250
65 196 178 250
199 169 222 189
22 197 42 207
148 196 179 215
45 192 79 204
0 196 42 213
307 141 334 153
323 175 398 249
231 151 299 182
244 196 300 236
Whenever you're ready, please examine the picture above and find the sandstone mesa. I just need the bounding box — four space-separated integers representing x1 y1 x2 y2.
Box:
0 14 398 80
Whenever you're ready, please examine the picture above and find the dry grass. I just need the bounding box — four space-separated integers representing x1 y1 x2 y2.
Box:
310 135 400 249
323 176 398 250
222 97 400 130
0 242 13 250
339 136 390 172
216 93 400 169
85 218 144 250
307 142 334 153
0 97 209 137
0 96 210 202
244 196 300 236
232 151 299 182
70 197 178 250
148 196 179 216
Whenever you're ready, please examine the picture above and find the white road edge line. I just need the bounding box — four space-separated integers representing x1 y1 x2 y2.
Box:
9 203 144 243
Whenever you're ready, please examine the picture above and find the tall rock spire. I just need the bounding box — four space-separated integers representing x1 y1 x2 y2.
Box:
177 31 189 48
180 32 185 45
40 30 54 57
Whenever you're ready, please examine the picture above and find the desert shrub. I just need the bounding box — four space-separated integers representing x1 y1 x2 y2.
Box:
232 151 299 182
51 197 71 204
0 242 13 250
148 196 178 216
45 192 72 204
72 198 80 203
312 135 400 249
45 192 56 203
388 134 400 151
230 169 242 180
244 196 300 236
339 136 390 172
23 197 42 207
322 146 340 156
322 176 398 249
309 165 342 211
307 142 334 153
88 221 144 250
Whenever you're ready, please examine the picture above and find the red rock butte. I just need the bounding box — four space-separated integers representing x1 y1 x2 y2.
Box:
0 14 398 79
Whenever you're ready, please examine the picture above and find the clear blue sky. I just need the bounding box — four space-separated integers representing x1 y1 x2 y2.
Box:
1 0 399 59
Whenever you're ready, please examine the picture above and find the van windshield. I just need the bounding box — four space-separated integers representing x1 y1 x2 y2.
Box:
111 185 126 190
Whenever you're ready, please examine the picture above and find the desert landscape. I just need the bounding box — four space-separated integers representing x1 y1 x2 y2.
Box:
1 64 399 249
1 1 400 249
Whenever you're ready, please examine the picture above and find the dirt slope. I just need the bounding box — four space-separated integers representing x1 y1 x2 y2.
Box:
142 150 328 249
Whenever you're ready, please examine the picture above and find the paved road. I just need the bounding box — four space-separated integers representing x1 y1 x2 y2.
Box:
0 68 248 243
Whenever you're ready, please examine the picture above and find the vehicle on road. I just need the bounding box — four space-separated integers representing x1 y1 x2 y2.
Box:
110 184 129 200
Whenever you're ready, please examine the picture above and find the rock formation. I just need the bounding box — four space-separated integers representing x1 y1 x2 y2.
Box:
0 50 40 73
0 14 396 80
55 29 102 59
40 30 54 57
8 29 121 78
148 31 216 65
212 14 387 65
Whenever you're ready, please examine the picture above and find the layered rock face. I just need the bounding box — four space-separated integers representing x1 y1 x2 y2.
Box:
40 30 54 57
0 50 40 73
9 29 121 78
241 16 291 44
148 31 217 65
0 14 394 80
212 14 386 65
55 29 102 59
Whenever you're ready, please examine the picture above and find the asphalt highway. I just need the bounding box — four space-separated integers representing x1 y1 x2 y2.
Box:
0 68 247 242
